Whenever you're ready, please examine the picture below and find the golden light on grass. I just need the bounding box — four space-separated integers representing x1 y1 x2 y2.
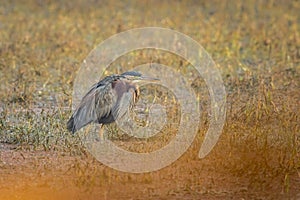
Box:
0 0 299 199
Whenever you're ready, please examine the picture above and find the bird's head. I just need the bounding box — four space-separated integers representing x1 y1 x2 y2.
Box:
121 71 159 83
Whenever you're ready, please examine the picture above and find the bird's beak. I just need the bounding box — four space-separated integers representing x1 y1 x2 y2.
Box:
136 76 160 83
139 76 160 82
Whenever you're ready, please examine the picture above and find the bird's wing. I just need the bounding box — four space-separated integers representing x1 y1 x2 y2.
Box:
111 89 134 120
69 82 117 133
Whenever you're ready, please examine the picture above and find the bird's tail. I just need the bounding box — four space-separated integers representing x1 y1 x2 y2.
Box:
67 116 76 134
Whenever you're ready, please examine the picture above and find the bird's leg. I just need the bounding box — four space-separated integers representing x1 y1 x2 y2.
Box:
98 124 104 141
83 125 92 137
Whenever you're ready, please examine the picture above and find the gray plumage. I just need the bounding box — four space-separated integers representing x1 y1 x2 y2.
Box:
67 71 158 134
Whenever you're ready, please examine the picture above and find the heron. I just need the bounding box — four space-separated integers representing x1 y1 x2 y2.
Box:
67 71 159 134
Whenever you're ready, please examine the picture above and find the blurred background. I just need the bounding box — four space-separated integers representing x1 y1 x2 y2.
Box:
0 0 299 199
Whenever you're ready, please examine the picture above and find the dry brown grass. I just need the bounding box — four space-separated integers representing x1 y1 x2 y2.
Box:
0 0 299 199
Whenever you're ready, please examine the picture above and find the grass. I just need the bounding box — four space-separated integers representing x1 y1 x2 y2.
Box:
0 0 299 199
